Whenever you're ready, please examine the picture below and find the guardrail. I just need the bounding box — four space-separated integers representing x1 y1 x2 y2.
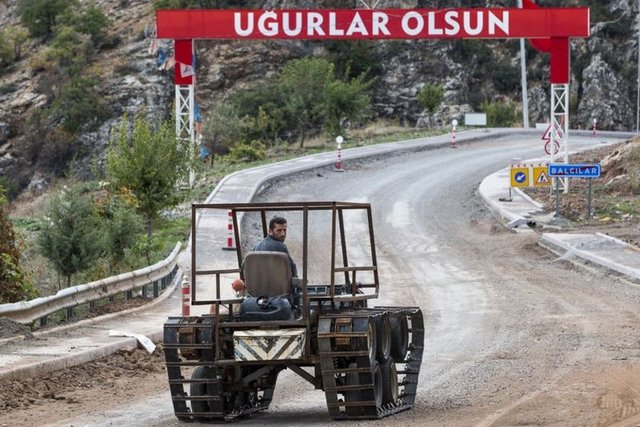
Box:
0 242 182 327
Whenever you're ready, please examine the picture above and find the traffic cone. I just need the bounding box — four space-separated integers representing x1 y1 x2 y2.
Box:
222 209 236 251
181 274 190 316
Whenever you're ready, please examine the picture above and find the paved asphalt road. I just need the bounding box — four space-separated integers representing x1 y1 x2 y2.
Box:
3 130 640 426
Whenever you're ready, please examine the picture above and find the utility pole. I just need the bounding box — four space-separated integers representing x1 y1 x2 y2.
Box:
518 0 530 128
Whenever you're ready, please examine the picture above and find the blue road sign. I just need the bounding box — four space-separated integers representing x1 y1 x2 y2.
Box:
514 171 527 183
548 163 601 178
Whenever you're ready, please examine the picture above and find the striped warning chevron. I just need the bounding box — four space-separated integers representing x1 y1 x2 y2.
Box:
234 329 306 361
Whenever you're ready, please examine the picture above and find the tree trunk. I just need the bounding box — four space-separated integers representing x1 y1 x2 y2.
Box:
298 127 306 148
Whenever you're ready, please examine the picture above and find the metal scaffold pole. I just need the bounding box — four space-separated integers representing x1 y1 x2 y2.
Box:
551 83 569 191
175 84 195 188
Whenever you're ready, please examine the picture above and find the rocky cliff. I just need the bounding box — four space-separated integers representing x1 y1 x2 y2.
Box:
0 0 638 197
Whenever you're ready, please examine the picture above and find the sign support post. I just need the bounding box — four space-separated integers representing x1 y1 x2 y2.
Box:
548 163 601 218
587 178 593 219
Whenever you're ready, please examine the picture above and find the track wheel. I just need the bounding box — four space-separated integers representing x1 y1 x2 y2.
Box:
354 316 377 364
389 313 409 361
362 360 383 409
375 314 391 362
190 366 210 416
381 357 398 405
345 362 362 416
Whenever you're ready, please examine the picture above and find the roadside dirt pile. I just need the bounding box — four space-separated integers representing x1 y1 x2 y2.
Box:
528 137 640 225
0 317 34 340
599 137 640 196
0 347 165 412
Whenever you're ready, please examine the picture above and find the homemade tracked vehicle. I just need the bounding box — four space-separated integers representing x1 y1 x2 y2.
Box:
164 201 424 421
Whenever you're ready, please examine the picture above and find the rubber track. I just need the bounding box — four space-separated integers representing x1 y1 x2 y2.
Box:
317 307 424 420
163 316 275 421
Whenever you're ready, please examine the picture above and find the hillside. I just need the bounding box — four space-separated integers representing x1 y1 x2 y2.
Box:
0 0 639 200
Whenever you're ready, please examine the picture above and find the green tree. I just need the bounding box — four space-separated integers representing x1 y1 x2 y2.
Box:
38 184 104 288
5 26 29 62
46 25 94 76
201 102 250 164
61 2 112 47
492 63 520 93
232 83 286 145
417 83 444 114
106 114 190 261
417 83 444 128
323 74 372 136
17 0 75 38
50 75 111 133
325 40 381 81
0 187 36 303
99 191 144 272
0 32 12 69
278 57 336 147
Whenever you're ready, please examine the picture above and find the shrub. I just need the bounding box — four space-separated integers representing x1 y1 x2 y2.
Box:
61 3 113 48
417 83 444 113
227 140 265 163
482 100 518 127
106 113 191 263
49 75 111 133
46 25 94 75
17 0 75 38
0 187 36 303
38 183 105 288
325 40 381 80
97 192 144 271
491 63 520 93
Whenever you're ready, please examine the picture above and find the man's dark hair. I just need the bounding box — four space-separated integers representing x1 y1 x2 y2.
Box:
269 216 287 230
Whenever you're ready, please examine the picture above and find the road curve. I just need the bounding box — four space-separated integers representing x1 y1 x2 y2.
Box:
46 134 640 426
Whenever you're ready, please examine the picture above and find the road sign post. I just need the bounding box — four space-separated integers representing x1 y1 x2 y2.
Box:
548 163 601 218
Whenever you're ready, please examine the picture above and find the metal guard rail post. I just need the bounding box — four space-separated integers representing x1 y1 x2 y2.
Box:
0 242 182 326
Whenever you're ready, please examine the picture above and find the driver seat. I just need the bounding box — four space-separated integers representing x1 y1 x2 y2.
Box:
243 251 293 298
239 251 294 321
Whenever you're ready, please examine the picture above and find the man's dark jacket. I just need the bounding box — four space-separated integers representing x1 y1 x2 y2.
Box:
253 235 298 277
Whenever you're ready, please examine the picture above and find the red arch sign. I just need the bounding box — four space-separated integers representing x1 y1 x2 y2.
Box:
157 7 589 86
157 8 589 40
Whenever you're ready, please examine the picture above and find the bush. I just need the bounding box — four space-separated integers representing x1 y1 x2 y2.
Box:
49 75 111 133
17 0 75 38
227 140 265 163
38 183 105 288
46 25 94 76
482 100 518 127
97 191 144 271
0 188 36 303
0 32 12 69
0 82 18 95
61 3 113 48
491 63 520 93
232 83 286 144
325 40 381 80
106 113 191 262
417 83 444 113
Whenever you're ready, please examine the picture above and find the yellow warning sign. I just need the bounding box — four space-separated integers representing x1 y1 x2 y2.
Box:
510 166 530 187
533 166 552 187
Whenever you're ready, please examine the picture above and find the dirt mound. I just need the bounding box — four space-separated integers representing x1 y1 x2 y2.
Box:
599 137 640 195
0 347 165 411
0 317 34 340
527 138 640 227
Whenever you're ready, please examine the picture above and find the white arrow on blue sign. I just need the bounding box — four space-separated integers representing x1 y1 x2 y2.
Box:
548 163 601 178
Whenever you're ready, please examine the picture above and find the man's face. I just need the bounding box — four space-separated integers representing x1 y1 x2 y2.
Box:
270 223 287 242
